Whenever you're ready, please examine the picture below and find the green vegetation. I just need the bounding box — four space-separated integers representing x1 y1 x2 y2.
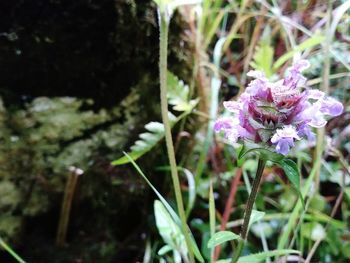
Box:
1 0 349 262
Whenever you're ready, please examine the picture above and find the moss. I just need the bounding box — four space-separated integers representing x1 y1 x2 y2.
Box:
0 215 22 244
0 181 22 210
0 0 194 261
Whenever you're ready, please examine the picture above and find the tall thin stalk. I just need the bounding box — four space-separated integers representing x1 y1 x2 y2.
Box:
56 167 82 246
0 237 26 263
315 0 332 188
158 13 195 263
232 158 266 263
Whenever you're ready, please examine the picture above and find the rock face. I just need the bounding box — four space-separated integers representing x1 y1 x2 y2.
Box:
0 0 191 107
0 0 161 108
0 0 193 262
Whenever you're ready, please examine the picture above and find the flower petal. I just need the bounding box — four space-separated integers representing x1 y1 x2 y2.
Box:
306 89 325 100
275 138 293 155
247 70 266 79
223 101 240 112
214 118 233 132
320 97 343 116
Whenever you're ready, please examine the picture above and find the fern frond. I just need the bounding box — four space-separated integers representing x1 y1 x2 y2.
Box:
112 72 196 165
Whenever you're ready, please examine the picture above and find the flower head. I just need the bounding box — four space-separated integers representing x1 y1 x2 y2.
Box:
215 60 344 155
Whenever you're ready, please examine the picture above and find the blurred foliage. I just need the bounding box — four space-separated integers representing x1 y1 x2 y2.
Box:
0 0 349 262
0 92 143 244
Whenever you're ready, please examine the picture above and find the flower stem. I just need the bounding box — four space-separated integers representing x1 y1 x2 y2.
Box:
315 0 332 190
0 237 26 263
231 158 266 263
158 13 195 263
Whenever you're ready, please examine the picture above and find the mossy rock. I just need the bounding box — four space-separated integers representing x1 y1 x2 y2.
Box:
0 0 194 262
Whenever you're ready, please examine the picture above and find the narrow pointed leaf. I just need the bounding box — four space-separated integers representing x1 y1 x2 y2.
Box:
207 231 241 248
237 249 300 263
123 153 204 263
277 159 305 208
158 245 172 256
154 200 187 254
248 210 265 228
238 143 284 163
112 72 197 165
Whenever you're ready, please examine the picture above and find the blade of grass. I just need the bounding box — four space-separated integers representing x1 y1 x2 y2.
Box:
242 5 267 81
315 0 332 191
143 239 152 263
307 72 350 86
209 181 216 263
223 210 345 230
157 9 196 262
203 10 225 49
0 237 26 263
329 0 350 41
223 0 251 52
330 48 350 72
183 168 196 217
123 152 204 263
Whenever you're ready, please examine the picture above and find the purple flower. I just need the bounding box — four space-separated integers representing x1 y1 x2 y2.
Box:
271 126 300 155
215 60 344 155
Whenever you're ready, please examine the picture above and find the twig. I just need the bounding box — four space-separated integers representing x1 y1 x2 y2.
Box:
56 166 83 246
214 168 242 261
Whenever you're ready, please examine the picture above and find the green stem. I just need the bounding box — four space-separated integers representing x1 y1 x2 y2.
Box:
158 13 195 263
232 158 266 263
0 237 26 263
315 0 332 190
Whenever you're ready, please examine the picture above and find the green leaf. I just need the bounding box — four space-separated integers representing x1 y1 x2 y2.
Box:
250 26 274 77
277 157 320 250
208 181 216 259
142 239 152 263
124 152 181 222
277 159 305 208
183 169 196 217
300 222 326 241
0 237 26 263
209 181 216 242
203 10 225 48
341 242 350 259
154 200 187 255
158 245 173 256
167 72 198 112
111 121 166 165
207 231 241 248
249 210 265 228
113 73 197 165
188 231 205 263
237 249 300 263
345 187 350 200
122 153 204 263
238 143 284 163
